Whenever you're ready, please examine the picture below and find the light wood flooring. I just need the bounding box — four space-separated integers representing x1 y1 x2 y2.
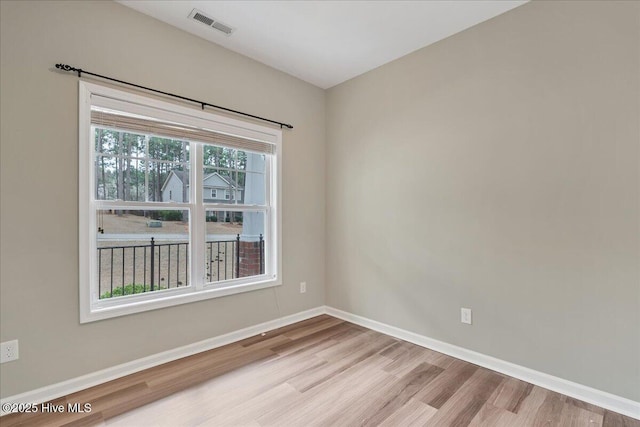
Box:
2 315 639 426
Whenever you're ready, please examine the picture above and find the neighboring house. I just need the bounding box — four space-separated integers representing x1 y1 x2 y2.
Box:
161 170 244 204
161 170 188 203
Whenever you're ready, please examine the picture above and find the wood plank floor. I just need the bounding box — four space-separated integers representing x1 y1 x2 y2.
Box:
2 315 639 426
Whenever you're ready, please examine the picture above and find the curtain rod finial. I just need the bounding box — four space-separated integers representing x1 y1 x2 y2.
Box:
56 63 82 77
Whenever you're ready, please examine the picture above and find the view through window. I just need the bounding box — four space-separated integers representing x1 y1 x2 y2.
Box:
79 82 281 322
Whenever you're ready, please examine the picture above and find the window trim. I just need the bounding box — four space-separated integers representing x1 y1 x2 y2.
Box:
79 81 282 323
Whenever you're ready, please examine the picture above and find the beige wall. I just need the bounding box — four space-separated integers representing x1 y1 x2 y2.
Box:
0 1 325 398
326 0 639 401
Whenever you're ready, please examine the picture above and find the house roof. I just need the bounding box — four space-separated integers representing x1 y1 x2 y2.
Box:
160 170 189 193
204 172 239 188
172 170 187 183
162 169 240 193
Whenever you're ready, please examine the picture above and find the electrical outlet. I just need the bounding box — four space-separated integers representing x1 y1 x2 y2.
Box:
461 308 472 325
300 282 307 293
0 340 19 363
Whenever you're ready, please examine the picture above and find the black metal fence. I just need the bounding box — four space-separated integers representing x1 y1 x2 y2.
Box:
206 237 237 282
97 235 263 299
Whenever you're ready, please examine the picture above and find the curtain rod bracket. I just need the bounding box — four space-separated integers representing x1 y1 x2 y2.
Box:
54 62 294 130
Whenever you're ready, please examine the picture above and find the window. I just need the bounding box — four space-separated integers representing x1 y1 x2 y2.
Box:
79 82 281 323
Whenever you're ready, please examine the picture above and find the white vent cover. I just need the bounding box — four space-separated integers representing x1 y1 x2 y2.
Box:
188 9 235 36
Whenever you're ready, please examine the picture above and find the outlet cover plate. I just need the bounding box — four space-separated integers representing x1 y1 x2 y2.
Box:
1 340 19 363
461 308 472 325
300 282 307 293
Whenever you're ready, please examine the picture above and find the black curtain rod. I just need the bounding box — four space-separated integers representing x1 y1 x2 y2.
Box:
54 63 293 130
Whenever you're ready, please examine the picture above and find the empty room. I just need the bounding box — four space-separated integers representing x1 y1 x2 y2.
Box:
0 0 638 426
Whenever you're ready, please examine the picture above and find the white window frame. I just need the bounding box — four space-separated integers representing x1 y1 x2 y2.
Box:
210 189 217 198
79 82 282 323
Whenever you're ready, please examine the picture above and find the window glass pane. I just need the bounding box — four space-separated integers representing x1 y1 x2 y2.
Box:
203 146 238 169
93 127 189 203
94 159 190 203
148 137 190 163
205 210 265 282
152 163 190 203
94 129 190 161
242 171 265 205
96 209 189 299
202 150 265 205
95 156 147 201
202 168 242 203
94 128 146 157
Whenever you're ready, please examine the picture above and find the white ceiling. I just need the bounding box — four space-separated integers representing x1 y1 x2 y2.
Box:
117 1 528 89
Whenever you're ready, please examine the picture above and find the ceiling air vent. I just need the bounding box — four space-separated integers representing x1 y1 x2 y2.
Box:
188 9 235 36
192 12 214 27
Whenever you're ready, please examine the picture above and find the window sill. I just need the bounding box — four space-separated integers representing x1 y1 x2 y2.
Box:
80 277 281 323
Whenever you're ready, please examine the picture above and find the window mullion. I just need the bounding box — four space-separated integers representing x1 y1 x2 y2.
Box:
88 125 99 305
95 201 192 210
144 135 150 203
265 156 274 278
191 143 205 290
202 203 266 211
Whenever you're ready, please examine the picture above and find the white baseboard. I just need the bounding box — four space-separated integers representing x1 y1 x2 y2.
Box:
3 305 638 420
324 306 640 420
0 306 325 416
